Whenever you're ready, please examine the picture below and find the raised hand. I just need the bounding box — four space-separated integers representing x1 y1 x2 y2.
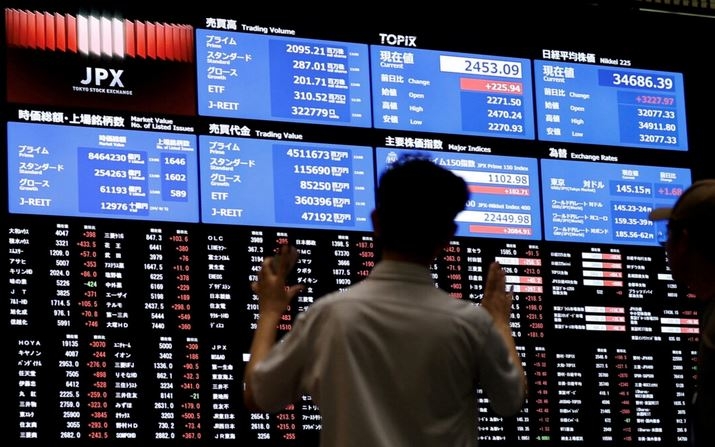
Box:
251 245 304 315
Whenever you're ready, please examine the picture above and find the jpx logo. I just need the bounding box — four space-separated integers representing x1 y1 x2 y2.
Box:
80 67 125 87
378 33 417 47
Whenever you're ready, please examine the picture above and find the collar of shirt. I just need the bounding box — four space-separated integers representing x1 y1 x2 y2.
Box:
368 260 435 286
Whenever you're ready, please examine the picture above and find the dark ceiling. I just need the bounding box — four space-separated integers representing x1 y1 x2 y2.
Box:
571 0 715 16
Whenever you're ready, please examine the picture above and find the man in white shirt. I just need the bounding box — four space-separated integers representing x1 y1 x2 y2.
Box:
243 152 527 446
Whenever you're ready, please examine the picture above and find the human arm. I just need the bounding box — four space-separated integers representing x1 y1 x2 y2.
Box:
480 262 528 403
243 245 304 410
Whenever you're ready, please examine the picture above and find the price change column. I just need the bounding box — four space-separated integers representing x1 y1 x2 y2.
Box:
495 241 546 441
226 228 303 444
163 229 204 441
437 238 544 442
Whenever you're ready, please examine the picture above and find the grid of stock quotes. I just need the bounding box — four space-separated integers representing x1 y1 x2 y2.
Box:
4 4 702 446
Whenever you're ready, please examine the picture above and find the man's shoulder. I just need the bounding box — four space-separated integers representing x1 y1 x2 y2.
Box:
301 288 355 312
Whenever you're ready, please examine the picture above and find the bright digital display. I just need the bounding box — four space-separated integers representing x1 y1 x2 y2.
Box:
196 30 372 127
541 159 691 245
199 136 375 230
376 147 542 239
371 46 535 139
7 122 200 222
534 61 688 150
3 4 707 447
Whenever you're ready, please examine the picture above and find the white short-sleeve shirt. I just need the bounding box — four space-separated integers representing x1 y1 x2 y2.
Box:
252 260 525 447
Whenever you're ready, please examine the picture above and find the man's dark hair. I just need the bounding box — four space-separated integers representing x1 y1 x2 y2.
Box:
375 152 469 258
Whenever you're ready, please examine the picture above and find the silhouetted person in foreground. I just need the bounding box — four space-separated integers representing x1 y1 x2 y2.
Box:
649 179 715 447
243 152 527 446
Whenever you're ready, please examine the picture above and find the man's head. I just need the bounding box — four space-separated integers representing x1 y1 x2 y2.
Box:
372 152 469 262
648 179 715 286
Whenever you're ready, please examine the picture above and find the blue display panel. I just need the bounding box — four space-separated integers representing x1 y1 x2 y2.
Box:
7 122 200 222
541 159 691 246
199 136 374 230
196 30 372 127
375 148 542 239
371 46 535 139
534 61 687 150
